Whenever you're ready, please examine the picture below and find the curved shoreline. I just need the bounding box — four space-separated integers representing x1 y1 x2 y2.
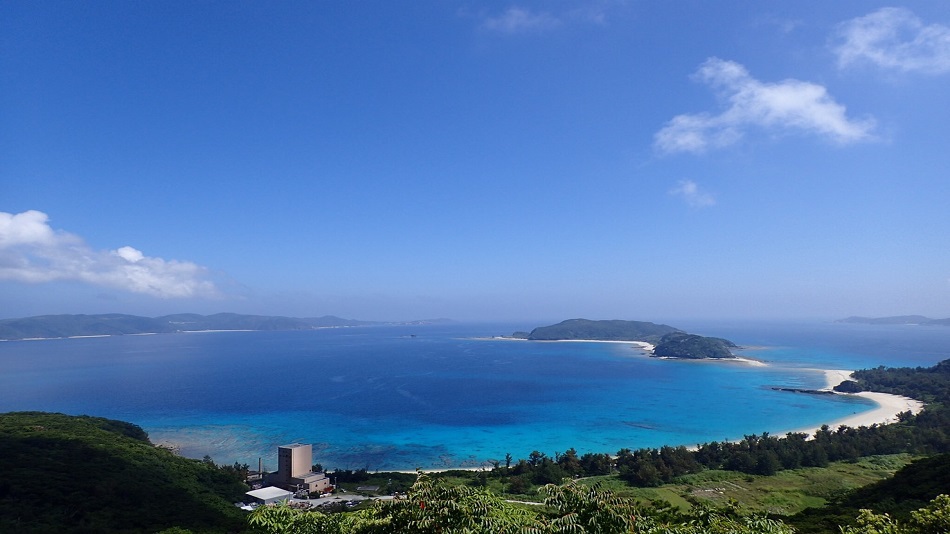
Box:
482 337 924 441
778 369 924 437
150 338 930 469
372 367 927 471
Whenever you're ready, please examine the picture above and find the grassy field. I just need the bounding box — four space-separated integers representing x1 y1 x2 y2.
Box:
576 454 919 516
329 454 920 521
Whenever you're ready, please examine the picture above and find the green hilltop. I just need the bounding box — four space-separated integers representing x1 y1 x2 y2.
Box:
519 318 681 342
0 412 248 533
516 319 738 359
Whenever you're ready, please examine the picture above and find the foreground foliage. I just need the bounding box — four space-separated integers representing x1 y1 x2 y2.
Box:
249 473 796 533
839 494 950 534
248 472 950 533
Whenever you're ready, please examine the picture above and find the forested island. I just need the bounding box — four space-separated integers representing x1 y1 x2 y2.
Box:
512 319 739 360
0 313 450 341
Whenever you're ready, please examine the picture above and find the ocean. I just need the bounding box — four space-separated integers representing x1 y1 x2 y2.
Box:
2 321 948 471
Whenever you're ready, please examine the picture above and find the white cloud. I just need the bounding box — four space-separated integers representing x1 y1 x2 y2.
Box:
753 14 803 36
834 7 950 74
478 3 612 34
481 7 561 34
0 210 220 298
670 180 716 207
0 209 59 247
654 58 876 154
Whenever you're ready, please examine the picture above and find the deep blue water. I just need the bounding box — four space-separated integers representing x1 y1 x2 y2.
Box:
2 321 948 470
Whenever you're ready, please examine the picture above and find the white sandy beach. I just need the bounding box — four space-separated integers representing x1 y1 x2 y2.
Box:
488 336 772 366
484 336 658 353
782 369 924 437
563 350 925 434
536 339 657 352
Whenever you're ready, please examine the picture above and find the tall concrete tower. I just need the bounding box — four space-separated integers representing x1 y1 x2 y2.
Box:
277 443 312 480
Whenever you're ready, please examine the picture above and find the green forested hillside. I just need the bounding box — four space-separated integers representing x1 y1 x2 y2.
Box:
0 312 378 340
652 332 736 359
835 359 950 402
0 313 174 339
0 412 247 533
523 319 681 342
790 453 950 533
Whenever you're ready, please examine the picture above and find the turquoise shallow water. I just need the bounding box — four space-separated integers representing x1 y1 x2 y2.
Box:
1 321 948 470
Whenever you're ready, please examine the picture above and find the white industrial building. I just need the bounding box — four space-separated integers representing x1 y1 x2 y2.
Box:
245 486 294 505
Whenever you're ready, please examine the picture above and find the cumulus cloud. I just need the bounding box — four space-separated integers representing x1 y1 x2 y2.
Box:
654 58 876 154
0 210 220 298
834 7 950 74
670 180 716 207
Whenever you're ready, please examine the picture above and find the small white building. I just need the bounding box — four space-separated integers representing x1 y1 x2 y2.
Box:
246 486 294 505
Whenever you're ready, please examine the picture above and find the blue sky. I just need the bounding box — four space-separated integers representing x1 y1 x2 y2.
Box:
2 1 949 322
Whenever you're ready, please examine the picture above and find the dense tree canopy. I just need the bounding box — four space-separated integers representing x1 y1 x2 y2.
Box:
0 412 247 533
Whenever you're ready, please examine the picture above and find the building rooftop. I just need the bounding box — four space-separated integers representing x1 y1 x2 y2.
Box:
246 486 294 501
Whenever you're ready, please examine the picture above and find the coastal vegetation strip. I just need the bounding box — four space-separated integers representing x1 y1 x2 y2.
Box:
770 369 925 438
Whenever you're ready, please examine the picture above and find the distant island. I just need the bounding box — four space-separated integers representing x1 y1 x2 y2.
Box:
0 313 452 341
512 319 738 360
837 315 950 326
